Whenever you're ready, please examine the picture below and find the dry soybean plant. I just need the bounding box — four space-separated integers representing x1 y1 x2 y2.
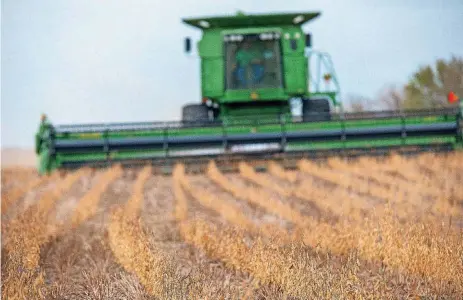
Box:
267 160 298 183
70 165 123 228
2 168 89 299
107 165 189 299
207 161 312 228
1 172 60 215
238 162 291 197
2 152 462 299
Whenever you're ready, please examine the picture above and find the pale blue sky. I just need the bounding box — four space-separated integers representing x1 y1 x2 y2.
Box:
2 0 462 148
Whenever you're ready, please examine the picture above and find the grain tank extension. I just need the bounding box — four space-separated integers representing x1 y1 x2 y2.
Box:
35 11 463 175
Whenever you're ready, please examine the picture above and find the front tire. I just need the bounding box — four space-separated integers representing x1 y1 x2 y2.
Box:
302 98 331 122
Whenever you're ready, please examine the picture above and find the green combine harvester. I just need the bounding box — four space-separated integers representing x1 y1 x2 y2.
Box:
35 11 462 175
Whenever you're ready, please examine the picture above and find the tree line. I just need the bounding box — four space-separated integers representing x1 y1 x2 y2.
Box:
346 55 462 112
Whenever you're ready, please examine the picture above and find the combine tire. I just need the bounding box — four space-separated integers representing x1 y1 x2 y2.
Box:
182 104 209 125
302 98 331 122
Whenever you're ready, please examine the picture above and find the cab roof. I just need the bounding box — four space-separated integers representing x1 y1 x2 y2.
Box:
182 11 321 30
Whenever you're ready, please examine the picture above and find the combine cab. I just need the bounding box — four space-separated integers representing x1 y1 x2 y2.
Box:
181 11 339 124
35 11 463 175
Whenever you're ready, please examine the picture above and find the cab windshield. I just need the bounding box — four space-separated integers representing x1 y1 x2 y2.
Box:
224 33 283 90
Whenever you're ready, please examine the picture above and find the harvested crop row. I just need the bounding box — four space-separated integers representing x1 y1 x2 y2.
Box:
1 172 59 215
69 165 123 229
294 177 369 221
179 219 310 298
297 159 416 214
238 161 328 220
208 161 312 228
325 158 436 217
328 157 438 196
2 168 89 300
238 162 291 197
173 164 188 222
297 196 463 291
337 212 463 293
172 164 261 298
207 161 342 248
1 167 36 181
177 214 420 299
267 161 297 183
444 152 463 171
108 165 184 298
327 157 455 214
246 161 371 221
416 153 461 180
295 159 463 288
211 161 463 291
351 156 462 217
40 167 151 299
358 154 436 187
415 153 463 207
173 165 356 298
177 164 289 240
178 167 258 233
1 168 37 189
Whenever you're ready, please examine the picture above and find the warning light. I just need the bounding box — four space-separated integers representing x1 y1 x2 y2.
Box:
323 73 332 82
447 91 459 103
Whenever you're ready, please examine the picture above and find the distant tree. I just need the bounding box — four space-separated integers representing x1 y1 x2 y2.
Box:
332 56 461 112
345 94 374 112
402 55 463 109
377 84 405 111
349 101 365 113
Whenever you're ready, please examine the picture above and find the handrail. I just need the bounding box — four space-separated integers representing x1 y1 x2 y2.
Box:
52 107 459 134
305 49 341 107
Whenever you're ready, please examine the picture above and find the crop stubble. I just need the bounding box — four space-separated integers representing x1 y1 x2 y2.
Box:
1 152 462 299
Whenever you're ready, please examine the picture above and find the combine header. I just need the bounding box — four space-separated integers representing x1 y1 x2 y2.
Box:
35 11 463 175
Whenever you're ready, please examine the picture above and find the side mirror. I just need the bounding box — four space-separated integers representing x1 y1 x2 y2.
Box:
305 33 312 48
185 37 191 53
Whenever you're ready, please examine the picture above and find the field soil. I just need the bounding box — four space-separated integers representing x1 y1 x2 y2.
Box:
1 148 36 168
1 151 462 299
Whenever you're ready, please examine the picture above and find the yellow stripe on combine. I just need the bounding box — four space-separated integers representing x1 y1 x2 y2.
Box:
78 132 102 139
423 116 438 122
